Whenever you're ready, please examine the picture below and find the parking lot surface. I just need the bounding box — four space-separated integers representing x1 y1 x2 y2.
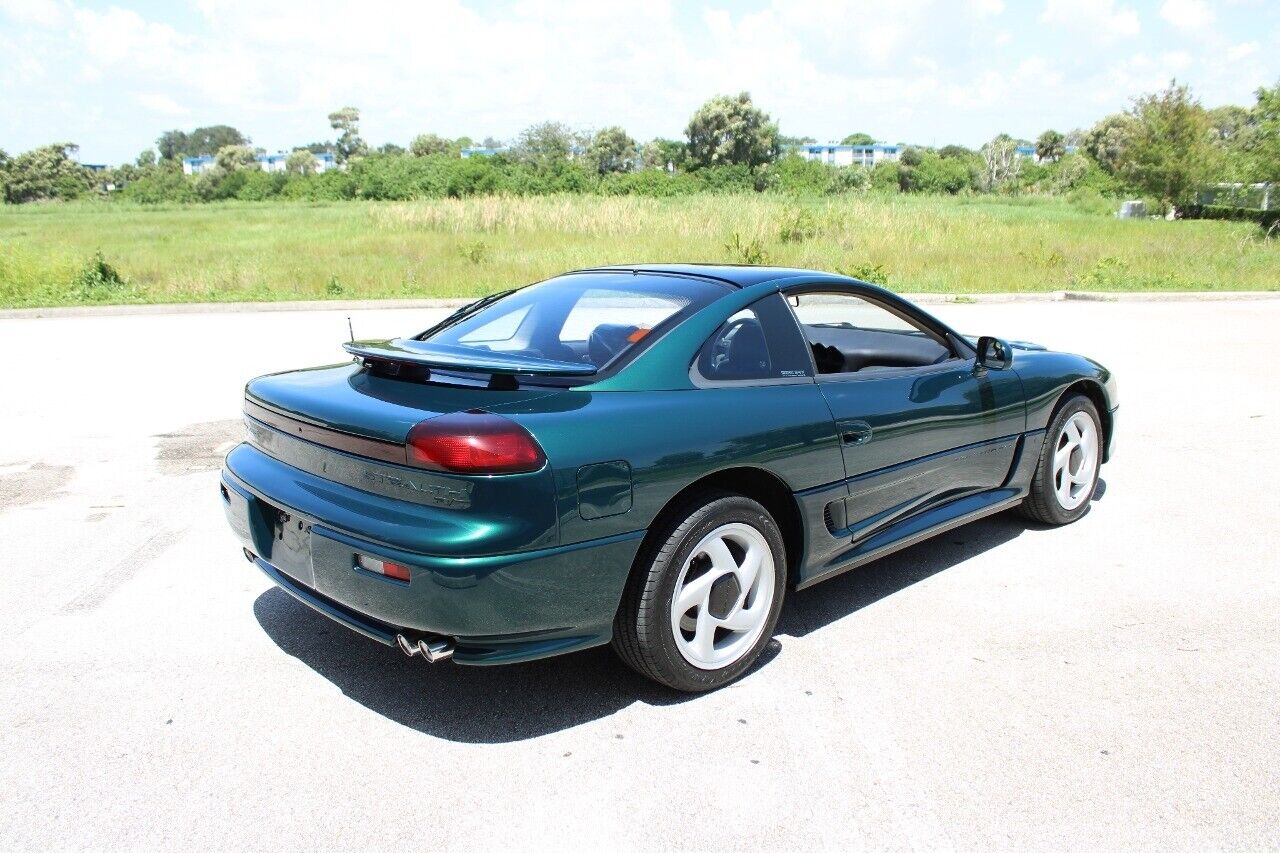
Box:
1 298 1277 851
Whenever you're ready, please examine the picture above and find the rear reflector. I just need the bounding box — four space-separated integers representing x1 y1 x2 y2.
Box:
405 410 546 475
355 554 411 582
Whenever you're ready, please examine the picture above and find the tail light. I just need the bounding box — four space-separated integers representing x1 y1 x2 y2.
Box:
405 410 546 475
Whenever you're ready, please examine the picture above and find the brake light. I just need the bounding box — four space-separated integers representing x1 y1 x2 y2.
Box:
405 410 546 474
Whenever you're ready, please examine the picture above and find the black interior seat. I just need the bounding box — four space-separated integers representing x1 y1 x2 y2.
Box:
587 323 640 367
803 325 950 373
708 318 770 378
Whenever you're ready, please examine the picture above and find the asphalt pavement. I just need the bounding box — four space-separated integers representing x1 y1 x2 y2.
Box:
1 298 1277 851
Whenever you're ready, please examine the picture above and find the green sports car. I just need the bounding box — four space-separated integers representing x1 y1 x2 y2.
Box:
221 264 1118 691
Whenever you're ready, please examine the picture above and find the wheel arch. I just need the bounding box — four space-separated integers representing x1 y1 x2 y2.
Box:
1057 379 1113 461
633 466 806 589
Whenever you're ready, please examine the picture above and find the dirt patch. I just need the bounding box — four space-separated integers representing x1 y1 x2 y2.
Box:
154 420 244 476
0 461 75 511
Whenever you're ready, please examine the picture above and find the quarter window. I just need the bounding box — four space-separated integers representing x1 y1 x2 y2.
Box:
695 294 814 382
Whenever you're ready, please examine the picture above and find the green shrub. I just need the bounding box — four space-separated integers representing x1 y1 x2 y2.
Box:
695 165 758 193
906 153 972 195
235 171 287 201
70 251 129 300
869 161 902 193
598 169 702 197
121 169 197 204
458 239 489 264
724 232 770 265
840 261 891 285
777 207 819 243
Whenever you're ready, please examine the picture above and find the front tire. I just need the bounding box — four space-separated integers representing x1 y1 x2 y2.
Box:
612 492 786 692
1020 394 1103 525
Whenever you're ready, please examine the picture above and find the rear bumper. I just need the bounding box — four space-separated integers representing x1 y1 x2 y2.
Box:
221 449 644 665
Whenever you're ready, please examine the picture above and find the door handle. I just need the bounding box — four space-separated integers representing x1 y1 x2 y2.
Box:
840 420 873 445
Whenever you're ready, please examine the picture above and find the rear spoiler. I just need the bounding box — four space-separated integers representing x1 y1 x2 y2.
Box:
343 338 597 377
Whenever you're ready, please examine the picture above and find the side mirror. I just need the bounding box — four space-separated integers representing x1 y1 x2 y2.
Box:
976 336 1013 370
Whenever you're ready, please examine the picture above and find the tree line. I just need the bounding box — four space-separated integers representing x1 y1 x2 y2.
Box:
1 82 1276 214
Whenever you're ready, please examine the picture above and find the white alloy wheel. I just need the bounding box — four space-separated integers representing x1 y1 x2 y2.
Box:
1053 411 1099 511
669 522 776 670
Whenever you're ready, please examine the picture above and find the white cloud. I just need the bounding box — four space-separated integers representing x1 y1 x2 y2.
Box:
1 0 1273 163
0 0 65 27
1159 0 1215 31
1041 0 1140 39
137 93 190 117
1227 42 1259 60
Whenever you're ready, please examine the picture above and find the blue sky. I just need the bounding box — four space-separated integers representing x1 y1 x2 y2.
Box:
2 0 1277 164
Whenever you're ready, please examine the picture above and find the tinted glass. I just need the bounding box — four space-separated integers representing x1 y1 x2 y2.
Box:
696 293 814 382
424 273 729 370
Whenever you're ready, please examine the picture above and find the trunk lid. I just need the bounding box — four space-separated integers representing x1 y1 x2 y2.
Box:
246 362 561 445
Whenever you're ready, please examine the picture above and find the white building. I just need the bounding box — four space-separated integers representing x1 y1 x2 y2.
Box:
182 152 337 175
785 143 902 167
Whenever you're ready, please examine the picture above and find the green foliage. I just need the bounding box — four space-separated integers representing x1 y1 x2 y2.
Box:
868 161 903 193
235 171 287 201
410 133 456 157
584 126 638 175
905 153 972 194
2 143 92 203
120 168 197 204
841 133 875 146
1082 113 1135 174
767 155 835 194
458 239 489 264
328 107 366 163
685 92 780 170
285 150 316 175
1251 82 1280 183
723 232 770 265
777 207 819 243
511 122 585 173
325 274 345 296
156 125 250 161
694 164 759 192
70 251 129 300
1118 81 1218 207
598 169 701 197
215 145 257 171
641 138 688 171
1036 130 1066 162
839 261 890 284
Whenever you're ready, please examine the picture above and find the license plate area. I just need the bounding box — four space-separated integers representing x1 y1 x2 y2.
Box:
261 498 315 587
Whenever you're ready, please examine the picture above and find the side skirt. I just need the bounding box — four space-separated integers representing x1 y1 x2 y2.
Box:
794 488 1024 591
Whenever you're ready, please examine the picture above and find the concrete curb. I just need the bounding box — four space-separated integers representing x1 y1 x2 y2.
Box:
2 290 1277 319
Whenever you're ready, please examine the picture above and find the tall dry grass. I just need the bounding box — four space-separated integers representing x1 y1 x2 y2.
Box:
1 195 1276 307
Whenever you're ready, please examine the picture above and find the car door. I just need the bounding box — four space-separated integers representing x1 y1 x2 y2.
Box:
783 286 1025 543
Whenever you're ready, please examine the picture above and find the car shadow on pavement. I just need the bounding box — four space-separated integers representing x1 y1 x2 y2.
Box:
253 506 1062 743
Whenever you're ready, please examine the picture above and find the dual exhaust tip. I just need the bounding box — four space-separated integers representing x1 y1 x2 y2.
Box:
396 632 455 663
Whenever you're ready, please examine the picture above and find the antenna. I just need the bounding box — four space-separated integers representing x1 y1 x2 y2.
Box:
347 316 354 342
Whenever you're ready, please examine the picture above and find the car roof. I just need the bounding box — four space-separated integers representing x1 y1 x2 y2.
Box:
572 263 844 289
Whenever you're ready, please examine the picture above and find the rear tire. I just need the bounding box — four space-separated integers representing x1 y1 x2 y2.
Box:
612 492 786 692
1020 394 1102 525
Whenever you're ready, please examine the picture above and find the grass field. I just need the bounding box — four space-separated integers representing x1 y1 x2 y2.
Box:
1 194 1276 307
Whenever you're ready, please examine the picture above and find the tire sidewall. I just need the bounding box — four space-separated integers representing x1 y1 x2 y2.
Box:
643 495 786 692
1039 396 1103 524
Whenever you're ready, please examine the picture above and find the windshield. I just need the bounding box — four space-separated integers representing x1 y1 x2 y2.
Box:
422 272 730 371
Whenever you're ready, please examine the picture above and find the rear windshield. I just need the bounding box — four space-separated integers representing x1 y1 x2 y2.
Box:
421 273 730 372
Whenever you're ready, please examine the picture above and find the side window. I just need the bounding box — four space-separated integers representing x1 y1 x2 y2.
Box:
786 291 955 375
695 294 813 382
